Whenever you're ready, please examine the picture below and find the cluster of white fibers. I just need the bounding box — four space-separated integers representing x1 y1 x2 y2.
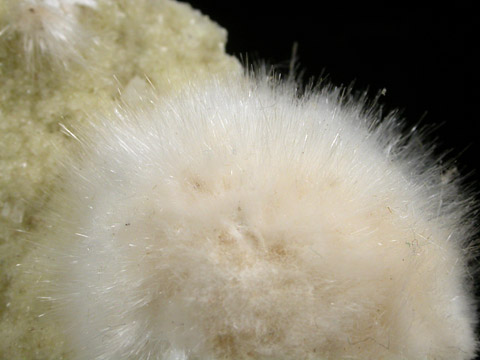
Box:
1 0 96 68
40 72 477 360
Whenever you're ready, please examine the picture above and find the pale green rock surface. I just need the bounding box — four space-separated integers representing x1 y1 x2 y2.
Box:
0 1 240 358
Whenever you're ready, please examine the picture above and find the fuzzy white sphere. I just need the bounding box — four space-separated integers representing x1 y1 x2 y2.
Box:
43 73 477 359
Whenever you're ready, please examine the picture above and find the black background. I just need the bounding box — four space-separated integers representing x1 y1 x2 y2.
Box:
188 1 478 355
188 3 475 174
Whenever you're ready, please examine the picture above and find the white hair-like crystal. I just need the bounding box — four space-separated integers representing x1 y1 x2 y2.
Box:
41 71 477 360
0 0 96 69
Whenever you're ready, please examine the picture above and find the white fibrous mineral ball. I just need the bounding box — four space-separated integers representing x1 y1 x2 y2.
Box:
42 73 477 360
